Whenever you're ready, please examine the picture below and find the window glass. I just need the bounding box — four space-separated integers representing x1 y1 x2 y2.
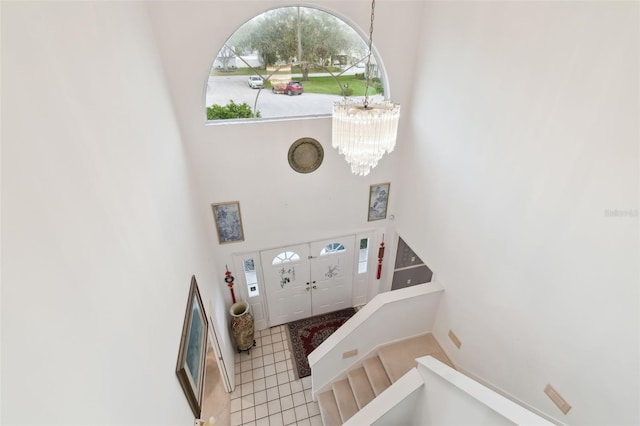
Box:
320 242 346 256
206 6 386 122
358 238 369 274
243 258 259 297
272 251 301 265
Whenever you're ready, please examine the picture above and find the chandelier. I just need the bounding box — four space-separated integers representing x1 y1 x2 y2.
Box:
332 0 400 176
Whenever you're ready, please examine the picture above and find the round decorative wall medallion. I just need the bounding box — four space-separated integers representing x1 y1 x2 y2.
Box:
288 137 324 173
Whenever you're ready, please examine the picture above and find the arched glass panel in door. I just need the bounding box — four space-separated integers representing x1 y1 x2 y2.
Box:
320 243 345 256
272 251 301 265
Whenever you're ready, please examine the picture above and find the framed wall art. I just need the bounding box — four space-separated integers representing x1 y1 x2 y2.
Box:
368 182 390 221
211 201 245 244
176 275 208 418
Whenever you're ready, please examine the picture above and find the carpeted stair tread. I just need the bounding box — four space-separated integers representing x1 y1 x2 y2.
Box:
430 350 455 368
362 356 391 396
318 390 342 426
332 378 359 422
347 367 376 409
378 333 451 383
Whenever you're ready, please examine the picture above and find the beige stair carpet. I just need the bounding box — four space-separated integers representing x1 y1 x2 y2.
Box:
362 356 392 396
317 333 453 425
347 367 376 409
333 378 359 422
318 390 342 426
377 333 453 383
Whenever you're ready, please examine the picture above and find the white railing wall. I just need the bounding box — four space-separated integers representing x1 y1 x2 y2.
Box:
308 282 445 397
415 356 556 425
344 369 425 426
345 356 556 426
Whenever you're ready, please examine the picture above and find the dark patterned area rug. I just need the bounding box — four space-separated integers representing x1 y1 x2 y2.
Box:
285 308 357 379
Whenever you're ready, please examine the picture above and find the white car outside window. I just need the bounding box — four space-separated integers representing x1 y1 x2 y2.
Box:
248 76 264 89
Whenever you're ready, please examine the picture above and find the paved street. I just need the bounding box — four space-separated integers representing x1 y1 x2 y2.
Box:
206 75 345 118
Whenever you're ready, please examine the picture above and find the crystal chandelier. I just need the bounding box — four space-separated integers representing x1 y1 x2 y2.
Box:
332 0 400 176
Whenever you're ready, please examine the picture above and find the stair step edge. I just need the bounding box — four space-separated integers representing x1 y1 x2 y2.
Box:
317 390 342 426
347 367 376 409
363 356 392 396
332 378 359 423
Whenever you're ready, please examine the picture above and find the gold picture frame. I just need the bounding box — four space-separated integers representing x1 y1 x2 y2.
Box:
175 276 208 418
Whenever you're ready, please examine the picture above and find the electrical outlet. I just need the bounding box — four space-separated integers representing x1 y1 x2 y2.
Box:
544 384 571 414
448 329 462 349
407 279 411 284
411 256 416 262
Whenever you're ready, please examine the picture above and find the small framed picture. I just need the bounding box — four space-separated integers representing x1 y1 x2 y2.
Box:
368 182 390 221
211 201 245 244
175 276 208 418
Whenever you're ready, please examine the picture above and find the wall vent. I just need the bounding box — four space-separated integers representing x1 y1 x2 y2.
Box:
448 329 462 349
342 349 358 359
544 384 571 414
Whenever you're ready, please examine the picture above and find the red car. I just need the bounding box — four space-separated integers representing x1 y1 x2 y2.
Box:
272 80 303 96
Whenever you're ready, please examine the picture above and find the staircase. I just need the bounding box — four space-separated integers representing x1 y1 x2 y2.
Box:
317 333 453 426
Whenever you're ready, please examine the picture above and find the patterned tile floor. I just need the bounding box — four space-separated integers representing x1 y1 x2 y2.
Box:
231 325 323 426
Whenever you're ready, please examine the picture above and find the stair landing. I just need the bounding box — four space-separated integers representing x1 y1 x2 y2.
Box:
378 333 453 383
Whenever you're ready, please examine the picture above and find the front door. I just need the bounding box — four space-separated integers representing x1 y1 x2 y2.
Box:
309 236 355 316
260 243 311 326
260 235 355 327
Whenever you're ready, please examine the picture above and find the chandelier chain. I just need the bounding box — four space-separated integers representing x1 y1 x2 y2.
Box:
364 0 376 107
331 0 400 177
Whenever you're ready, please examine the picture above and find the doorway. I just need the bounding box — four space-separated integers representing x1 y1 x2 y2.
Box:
200 341 230 425
391 236 433 290
260 235 355 327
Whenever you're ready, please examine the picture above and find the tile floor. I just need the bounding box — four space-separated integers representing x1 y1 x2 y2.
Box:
231 325 323 426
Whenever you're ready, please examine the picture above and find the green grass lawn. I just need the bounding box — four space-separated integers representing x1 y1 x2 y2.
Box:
298 75 370 96
265 75 373 96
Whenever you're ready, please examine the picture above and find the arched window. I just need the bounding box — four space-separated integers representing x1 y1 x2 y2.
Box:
205 6 388 122
272 251 301 265
320 242 346 256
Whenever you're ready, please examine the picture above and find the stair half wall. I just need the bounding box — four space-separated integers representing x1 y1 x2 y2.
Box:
318 333 452 425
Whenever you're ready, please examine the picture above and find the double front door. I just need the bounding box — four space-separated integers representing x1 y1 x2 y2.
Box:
260 235 355 327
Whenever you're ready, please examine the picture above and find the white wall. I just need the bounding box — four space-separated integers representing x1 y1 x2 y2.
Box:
1 2 228 424
370 373 424 426
309 282 444 396
6 1 636 424
348 357 553 426
394 2 639 425
145 1 426 309
416 357 552 426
